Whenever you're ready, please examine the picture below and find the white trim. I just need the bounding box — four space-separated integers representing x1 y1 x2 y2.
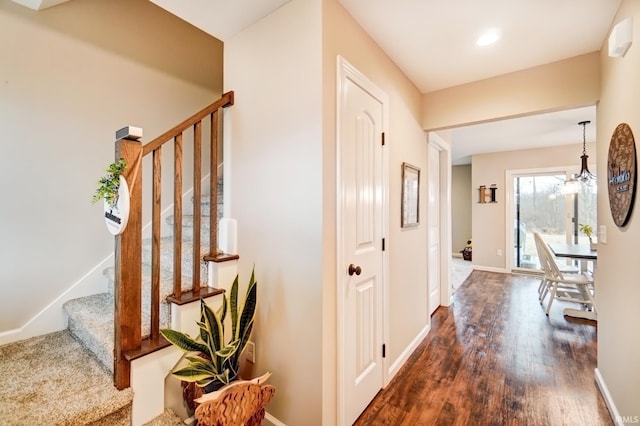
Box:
264 412 288 426
0 174 212 346
0 253 111 345
595 368 623 426
336 55 389 426
473 265 508 274
387 323 430 380
428 132 452 308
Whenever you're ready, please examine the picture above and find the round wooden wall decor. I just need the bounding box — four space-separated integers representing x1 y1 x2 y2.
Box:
608 123 637 227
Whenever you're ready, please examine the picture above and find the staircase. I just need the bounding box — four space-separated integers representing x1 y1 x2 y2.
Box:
0 94 234 425
63 189 221 375
0 189 222 425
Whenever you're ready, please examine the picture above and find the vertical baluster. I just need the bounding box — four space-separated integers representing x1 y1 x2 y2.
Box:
210 110 219 256
151 147 161 340
173 134 183 300
193 121 202 291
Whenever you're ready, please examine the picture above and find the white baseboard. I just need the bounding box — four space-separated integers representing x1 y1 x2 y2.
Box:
473 265 508 274
0 254 110 346
0 175 215 346
595 368 622 426
386 322 431 382
264 412 287 426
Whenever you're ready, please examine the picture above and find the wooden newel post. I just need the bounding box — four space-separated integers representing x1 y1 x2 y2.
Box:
114 136 143 390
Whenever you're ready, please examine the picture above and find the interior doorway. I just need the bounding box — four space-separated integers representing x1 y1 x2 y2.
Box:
336 56 389 426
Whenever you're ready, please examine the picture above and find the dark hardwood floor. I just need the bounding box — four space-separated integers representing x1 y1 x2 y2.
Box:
355 270 612 426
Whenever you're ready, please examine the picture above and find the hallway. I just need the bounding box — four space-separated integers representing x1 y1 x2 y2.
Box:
355 271 612 425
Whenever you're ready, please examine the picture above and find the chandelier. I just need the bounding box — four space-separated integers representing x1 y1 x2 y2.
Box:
564 120 596 194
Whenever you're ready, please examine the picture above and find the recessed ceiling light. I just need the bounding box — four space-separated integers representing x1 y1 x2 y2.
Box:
476 29 501 46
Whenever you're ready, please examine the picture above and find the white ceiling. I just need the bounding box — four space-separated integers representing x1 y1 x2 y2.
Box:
148 0 293 41
450 106 597 165
147 0 621 165
338 0 620 93
336 0 620 165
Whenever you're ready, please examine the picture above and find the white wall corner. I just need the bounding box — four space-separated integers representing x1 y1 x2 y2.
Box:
594 368 622 426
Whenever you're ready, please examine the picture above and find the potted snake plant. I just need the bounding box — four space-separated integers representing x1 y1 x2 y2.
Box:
160 269 257 393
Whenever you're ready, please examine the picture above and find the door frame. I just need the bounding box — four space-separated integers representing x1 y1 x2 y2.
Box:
505 166 574 272
427 132 453 307
336 55 390 426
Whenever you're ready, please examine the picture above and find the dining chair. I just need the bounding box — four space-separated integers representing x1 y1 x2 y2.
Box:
533 232 595 315
532 232 577 301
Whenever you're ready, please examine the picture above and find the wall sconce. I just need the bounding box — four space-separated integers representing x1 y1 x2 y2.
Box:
478 184 498 203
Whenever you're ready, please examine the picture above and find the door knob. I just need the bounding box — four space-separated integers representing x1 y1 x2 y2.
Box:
348 264 362 276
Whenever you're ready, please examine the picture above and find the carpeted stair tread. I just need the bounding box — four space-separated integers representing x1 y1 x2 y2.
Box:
64 293 115 373
64 293 172 373
0 330 133 425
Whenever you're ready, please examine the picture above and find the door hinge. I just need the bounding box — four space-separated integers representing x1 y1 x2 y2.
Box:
381 132 385 146
382 238 385 251
382 344 386 358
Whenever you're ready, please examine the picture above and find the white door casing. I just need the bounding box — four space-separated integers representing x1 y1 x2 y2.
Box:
337 56 389 426
428 132 452 307
428 142 441 314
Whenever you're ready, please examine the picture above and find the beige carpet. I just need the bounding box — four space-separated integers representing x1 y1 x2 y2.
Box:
0 330 133 425
143 409 185 425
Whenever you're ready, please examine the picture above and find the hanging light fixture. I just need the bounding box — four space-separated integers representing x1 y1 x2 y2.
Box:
564 120 596 194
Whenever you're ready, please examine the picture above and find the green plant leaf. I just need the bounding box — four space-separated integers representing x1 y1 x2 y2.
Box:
230 274 239 339
170 365 217 383
237 273 257 343
184 355 215 371
160 328 208 354
201 300 224 364
230 269 257 368
91 158 127 206
215 341 239 361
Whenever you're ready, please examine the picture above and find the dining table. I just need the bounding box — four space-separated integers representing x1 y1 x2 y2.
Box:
548 242 597 321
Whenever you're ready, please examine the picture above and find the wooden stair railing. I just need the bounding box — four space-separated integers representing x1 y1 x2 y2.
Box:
113 91 235 390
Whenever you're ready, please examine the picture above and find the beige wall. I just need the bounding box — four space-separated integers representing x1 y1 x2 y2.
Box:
323 1 428 424
471 143 594 270
224 0 428 423
596 0 640 418
0 0 222 332
452 165 472 253
224 1 324 424
422 52 600 131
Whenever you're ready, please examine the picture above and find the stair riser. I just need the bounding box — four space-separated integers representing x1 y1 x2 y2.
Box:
67 314 114 374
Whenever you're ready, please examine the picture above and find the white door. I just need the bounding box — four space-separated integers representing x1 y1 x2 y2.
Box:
338 57 386 425
428 143 441 314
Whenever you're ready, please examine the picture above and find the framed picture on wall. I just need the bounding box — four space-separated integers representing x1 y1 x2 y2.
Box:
401 162 420 228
